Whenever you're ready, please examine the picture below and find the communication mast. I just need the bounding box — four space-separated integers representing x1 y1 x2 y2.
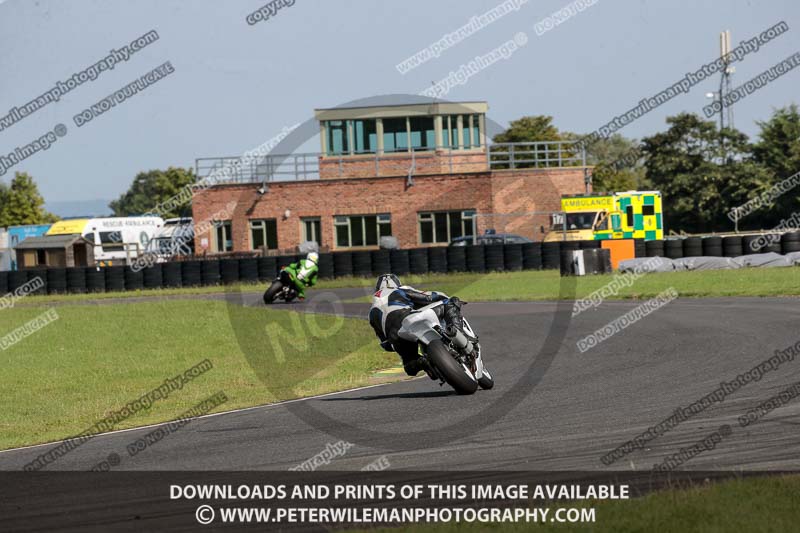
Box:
719 30 735 130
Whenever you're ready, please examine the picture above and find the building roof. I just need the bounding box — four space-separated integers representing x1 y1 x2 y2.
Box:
15 234 91 249
314 101 488 121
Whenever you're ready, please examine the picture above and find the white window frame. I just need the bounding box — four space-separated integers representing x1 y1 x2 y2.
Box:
418 209 476 244
214 220 233 252
301 217 322 246
334 214 391 248
249 219 277 251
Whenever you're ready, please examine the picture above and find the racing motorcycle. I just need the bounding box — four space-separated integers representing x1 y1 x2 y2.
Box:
263 267 299 304
400 300 494 395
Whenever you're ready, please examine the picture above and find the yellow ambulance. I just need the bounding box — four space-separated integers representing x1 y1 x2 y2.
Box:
545 191 664 242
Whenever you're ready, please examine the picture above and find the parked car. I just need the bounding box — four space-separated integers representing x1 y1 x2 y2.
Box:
449 233 533 246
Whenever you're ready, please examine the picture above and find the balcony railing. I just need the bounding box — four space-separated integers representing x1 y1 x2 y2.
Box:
195 141 586 184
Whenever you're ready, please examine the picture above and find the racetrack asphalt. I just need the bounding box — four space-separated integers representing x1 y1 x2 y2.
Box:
2 288 800 472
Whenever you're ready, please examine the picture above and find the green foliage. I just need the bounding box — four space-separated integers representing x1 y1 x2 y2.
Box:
0 172 59 227
751 104 800 224
109 167 196 218
641 113 771 233
577 133 647 193
492 115 563 143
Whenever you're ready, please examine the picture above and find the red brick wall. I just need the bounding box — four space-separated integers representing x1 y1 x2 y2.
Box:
192 167 588 254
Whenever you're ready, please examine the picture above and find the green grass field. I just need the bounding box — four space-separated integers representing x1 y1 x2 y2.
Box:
371 475 800 532
0 299 393 450
13 266 800 307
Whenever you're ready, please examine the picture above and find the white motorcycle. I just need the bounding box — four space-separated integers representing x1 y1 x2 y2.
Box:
398 300 494 395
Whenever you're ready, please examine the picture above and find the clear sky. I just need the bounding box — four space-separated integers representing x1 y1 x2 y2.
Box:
0 0 798 212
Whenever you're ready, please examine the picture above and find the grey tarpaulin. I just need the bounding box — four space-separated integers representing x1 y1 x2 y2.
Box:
618 257 676 273
672 257 741 271
732 253 793 268
782 251 800 265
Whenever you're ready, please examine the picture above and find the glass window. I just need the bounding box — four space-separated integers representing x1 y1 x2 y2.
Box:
566 213 596 230
249 219 277 250
418 210 476 244
642 205 655 216
326 120 349 155
334 214 392 248
302 217 322 246
382 118 408 153
626 206 634 227
353 119 377 154
409 117 435 150
471 114 481 147
442 116 454 148
99 231 124 252
215 221 233 252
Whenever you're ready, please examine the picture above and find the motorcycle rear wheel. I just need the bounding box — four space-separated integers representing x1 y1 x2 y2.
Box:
426 339 478 395
263 281 283 304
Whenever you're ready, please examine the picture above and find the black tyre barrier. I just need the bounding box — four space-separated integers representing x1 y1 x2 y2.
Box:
408 248 429 275
333 252 353 277
239 258 259 283
201 260 221 286
28 268 48 295
542 242 561 270
104 266 125 292
124 267 144 291
352 251 373 277
389 249 410 275
7 270 29 292
683 236 703 257
782 231 800 254
762 234 782 254
0 271 8 294
446 246 467 272
44 268 67 294
427 247 448 273
220 259 240 285
371 250 391 276
276 255 298 271
465 245 485 273
180 261 202 287
503 243 523 271
85 267 106 293
143 264 163 289
484 244 504 272
665 239 684 259
742 235 764 255
702 236 723 257
645 240 665 257
634 239 647 258
317 253 334 279
66 267 87 294
162 262 182 288
257 256 278 281
722 236 743 257
521 242 542 270
579 240 601 249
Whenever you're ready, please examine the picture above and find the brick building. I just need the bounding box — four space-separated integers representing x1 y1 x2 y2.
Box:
192 101 591 255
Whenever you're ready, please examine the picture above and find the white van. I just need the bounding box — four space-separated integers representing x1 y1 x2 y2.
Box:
47 216 164 266
145 217 194 262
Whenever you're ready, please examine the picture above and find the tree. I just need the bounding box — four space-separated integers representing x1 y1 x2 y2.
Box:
641 113 770 233
110 167 196 218
0 172 59 227
570 133 647 193
751 104 800 223
492 115 563 143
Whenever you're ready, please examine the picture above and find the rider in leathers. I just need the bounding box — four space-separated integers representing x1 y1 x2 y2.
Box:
369 274 464 377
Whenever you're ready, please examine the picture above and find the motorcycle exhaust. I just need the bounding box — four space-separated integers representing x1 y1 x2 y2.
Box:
444 325 474 354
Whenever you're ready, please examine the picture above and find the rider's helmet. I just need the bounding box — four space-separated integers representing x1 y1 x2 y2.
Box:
375 273 401 292
306 252 319 264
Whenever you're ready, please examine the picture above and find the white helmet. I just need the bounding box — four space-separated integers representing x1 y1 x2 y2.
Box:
306 252 319 264
375 273 401 291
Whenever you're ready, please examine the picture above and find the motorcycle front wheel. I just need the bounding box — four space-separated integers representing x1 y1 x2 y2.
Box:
263 281 283 304
425 339 478 395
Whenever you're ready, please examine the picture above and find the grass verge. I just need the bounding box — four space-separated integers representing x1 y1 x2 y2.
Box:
371 474 800 532
0 299 394 450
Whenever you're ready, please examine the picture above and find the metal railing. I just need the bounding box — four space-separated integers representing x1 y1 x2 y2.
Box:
195 140 586 184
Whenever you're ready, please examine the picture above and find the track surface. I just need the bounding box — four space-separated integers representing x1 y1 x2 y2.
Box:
2 290 800 471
